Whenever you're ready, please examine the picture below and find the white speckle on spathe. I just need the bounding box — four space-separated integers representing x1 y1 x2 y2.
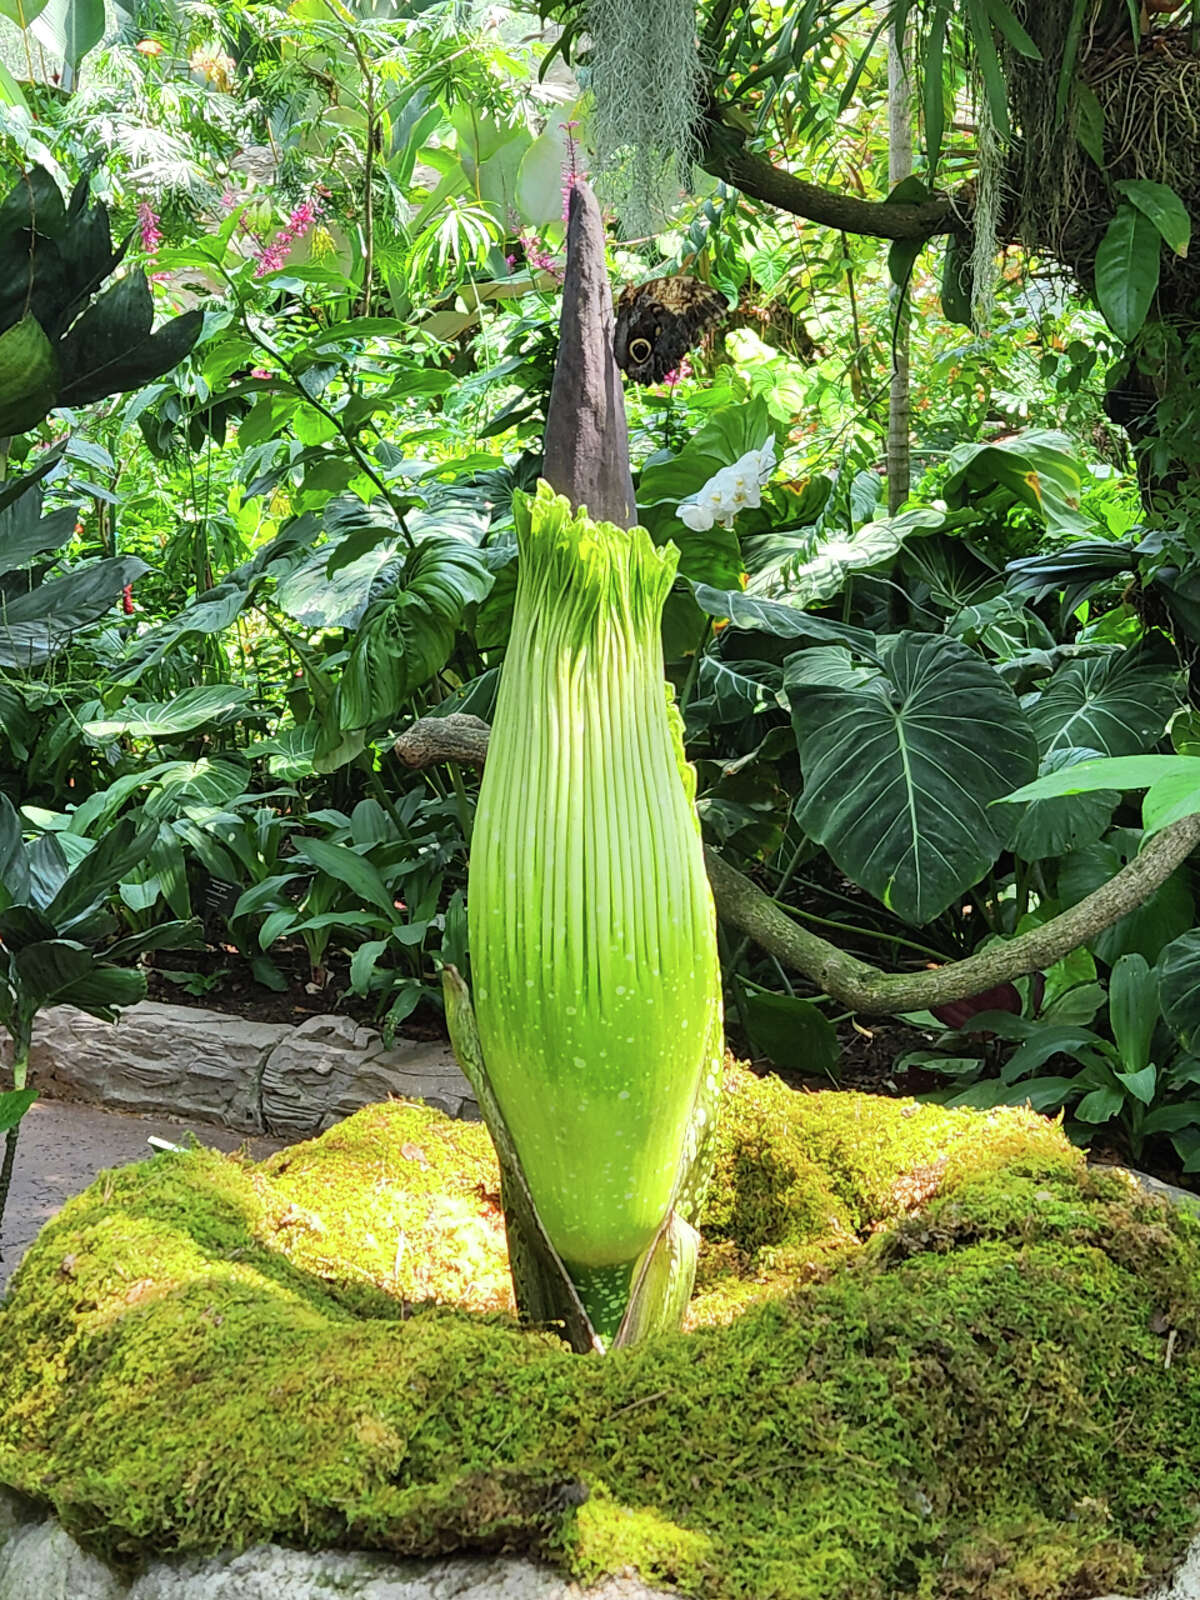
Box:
573 1057 587 1069
615 985 625 995
618 1090 630 1101
566 1005 576 1015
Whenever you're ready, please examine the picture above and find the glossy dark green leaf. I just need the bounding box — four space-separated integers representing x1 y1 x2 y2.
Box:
741 987 839 1076
787 633 1038 923
1159 930 1200 1050
1029 653 1180 760
0 1088 36 1135
1094 204 1161 341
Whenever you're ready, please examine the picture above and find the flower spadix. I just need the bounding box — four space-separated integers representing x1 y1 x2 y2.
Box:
468 482 722 1335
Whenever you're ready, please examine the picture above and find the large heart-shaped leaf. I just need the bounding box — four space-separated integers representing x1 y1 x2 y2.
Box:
943 429 1089 540
0 556 148 667
786 632 1038 923
1058 827 1193 966
327 537 493 761
1004 746 1119 862
1029 652 1180 758
1159 929 1200 1049
637 398 778 524
274 537 402 629
83 685 255 740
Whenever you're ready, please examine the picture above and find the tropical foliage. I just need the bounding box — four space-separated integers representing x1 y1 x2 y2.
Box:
5 0 1200 1240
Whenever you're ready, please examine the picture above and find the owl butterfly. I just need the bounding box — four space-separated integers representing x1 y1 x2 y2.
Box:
613 276 729 385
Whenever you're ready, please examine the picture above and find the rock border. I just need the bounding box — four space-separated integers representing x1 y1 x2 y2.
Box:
23 1001 477 1140
0 1488 668 1600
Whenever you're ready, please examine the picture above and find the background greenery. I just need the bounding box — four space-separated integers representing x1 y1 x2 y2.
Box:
5 0 1200 1188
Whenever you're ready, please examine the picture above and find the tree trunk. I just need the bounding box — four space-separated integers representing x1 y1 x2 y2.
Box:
886 9 912 516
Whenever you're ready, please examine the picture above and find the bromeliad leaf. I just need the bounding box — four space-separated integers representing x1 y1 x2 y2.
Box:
786 633 1038 924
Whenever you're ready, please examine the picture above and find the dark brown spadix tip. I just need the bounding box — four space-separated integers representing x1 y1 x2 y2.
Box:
541 181 637 530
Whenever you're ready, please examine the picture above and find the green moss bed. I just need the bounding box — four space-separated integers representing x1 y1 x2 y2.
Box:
3 1066 1200 1599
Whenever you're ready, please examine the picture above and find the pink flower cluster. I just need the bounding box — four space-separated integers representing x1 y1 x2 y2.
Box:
249 192 326 277
662 355 693 388
518 228 561 279
137 201 163 253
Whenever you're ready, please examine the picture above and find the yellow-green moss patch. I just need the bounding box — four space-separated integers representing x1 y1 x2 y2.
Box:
2 1071 1200 1600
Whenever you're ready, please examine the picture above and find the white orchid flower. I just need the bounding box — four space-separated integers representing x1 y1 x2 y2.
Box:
678 500 716 531
676 439 778 534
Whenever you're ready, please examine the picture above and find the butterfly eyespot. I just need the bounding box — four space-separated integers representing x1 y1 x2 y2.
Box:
629 337 653 365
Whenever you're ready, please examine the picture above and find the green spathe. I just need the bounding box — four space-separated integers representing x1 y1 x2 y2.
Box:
469 482 722 1293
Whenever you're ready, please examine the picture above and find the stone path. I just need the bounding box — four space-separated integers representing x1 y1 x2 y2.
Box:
0 1100 282 1290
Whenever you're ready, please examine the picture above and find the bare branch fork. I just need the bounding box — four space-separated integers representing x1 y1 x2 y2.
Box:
396 714 1200 1015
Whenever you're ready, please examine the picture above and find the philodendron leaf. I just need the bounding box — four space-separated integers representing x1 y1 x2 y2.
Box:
739 987 839 1076
83 685 255 739
1094 202 1161 341
1059 828 1193 966
325 537 493 763
1003 746 1119 862
1159 929 1200 1049
786 632 1038 924
1028 653 1180 759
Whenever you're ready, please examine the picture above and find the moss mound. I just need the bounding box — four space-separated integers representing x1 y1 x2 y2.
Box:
2 1070 1200 1599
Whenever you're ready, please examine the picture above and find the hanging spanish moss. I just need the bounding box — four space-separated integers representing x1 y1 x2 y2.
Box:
585 0 703 235
970 91 1004 329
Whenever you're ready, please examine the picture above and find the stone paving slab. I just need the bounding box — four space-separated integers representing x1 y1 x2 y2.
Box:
0 1100 281 1291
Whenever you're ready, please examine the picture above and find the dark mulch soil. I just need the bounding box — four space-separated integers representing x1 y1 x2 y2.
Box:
139 951 1196 1194
141 942 447 1041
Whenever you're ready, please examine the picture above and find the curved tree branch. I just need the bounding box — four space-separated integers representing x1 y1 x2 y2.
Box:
697 116 960 241
396 714 1200 1014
